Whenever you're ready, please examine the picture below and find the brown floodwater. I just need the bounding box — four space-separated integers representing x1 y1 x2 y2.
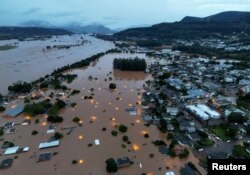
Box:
0 34 115 95
0 53 206 175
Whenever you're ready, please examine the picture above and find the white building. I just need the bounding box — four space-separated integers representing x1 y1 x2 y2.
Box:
186 104 220 120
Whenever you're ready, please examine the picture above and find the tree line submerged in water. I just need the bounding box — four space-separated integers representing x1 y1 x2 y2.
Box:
7 48 121 93
113 57 146 71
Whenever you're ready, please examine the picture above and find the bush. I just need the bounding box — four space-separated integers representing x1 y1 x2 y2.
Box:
109 83 117 90
8 81 32 93
228 112 248 124
152 140 166 146
179 149 189 159
47 115 64 123
73 117 80 123
35 118 40 124
31 130 38 135
118 125 128 133
167 133 174 140
54 132 64 140
188 162 197 171
111 130 118 136
71 103 77 108
122 135 129 142
105 158 118 173
71 90 80 95
0 106 6 112
0 128 4 136
72 160 78 164
169 139 178 149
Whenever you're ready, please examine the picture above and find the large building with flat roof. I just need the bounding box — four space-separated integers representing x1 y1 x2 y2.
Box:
186 104 220 120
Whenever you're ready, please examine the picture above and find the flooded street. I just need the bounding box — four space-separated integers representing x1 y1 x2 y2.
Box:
0 34 115 95
0 53 205 175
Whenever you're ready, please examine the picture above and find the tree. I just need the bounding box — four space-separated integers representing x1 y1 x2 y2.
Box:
227 125 238 138
159 118 167 132
113 58 146 71
119 125 128 133
73 117 80 123
122 135 129 142
54 132 64 139
228 112 248 124
105 158 118 173
0 106 6 112
109 83 117 90
47 115 64 123
179 149 189 158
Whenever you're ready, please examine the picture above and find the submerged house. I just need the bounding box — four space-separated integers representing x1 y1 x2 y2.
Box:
3 105 24 118
116 157 131 168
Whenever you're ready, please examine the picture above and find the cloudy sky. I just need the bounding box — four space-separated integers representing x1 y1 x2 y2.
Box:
0 0 250 29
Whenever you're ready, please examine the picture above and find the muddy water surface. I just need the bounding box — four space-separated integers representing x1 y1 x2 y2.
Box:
0 53 205 175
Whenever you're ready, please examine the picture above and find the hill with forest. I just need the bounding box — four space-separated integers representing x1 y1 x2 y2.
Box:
114 11 250 42
0 26 72 40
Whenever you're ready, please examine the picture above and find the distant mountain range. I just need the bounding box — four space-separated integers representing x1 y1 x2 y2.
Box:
19 20 114 34
0 27 72 40
63 23 113 34
114 11 250 41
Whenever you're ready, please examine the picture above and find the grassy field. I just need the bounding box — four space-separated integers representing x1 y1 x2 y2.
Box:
0 45 17 51
210 127 231 141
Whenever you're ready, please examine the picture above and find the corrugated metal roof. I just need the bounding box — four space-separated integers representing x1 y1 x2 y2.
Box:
4 105 24 117
4 146 19 155
39 140 60 149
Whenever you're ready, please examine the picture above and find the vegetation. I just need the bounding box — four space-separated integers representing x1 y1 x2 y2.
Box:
2 141 14 148
210 124 238 141
113 58 146 71
0 128 4 136
47 115 64 123
31 130 38 135
0 106 6 112
122 135 129 142
0 26 72 40
0 45 17 51
73 117 80 123
71 90 80 95
109 83 117 89
8 81 32 93
179 149 190 159
228 112 248 124
174 44 250 62
159 118 167 132
188 162 198 171
232 145 250 159
24 99 66 116
24 101 51 116
105 158 118 173
72 160 78 164
237 93 250 110
152 140 166 146
118 125 128 133
169 139 178 149
167 133 174 140
54 132 64 139
144 133 149 138
111 130 118 136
